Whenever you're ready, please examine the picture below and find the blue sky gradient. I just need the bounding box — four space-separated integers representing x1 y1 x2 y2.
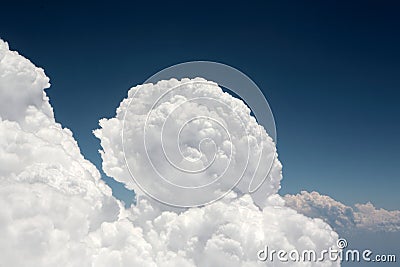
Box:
1 0 399 209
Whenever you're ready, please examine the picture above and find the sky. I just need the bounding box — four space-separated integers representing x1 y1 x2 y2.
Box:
1 0 399 209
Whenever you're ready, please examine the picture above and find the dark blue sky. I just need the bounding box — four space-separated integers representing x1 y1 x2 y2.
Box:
1 0 399 209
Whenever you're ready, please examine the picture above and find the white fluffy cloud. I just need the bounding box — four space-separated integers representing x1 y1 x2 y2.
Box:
125 194 339 267
94 78 282 207
0 39 121 266
0 42 52 123
95 75 340 265
284 191 400 233
0 38 340 266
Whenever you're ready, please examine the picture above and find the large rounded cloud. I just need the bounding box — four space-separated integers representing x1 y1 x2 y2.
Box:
0 38 340 266
94 78 282 207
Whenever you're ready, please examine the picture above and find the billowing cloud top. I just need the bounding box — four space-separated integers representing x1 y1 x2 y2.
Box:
0 38 339 266
0 41 52 123
94 78 282 207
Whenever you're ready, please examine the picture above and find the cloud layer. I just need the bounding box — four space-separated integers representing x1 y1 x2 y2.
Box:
0 39 339 266
284 191 400 233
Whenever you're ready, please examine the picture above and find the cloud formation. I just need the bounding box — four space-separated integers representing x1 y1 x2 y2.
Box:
0 38 339 266
94 78 281 207
284 191 400 233
126 194 339 267
0 39 121 266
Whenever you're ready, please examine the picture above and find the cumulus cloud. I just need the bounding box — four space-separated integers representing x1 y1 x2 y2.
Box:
94 78 281 207
95 76 340 265
284 191 400 233
0 38 340 266
125 194 339 267
0 39 121 266
0 41 52 123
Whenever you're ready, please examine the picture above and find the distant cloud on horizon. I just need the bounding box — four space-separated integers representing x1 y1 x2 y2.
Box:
284 191 400 233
